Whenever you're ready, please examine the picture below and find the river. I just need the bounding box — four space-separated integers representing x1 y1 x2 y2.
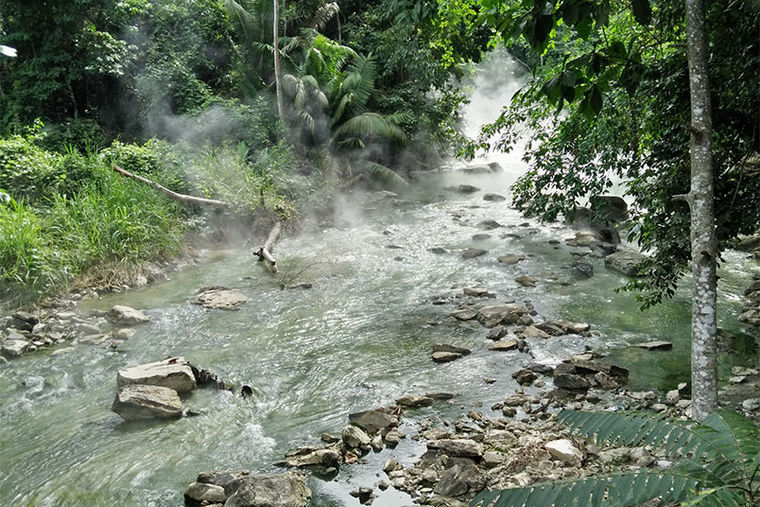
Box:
0 165 757 505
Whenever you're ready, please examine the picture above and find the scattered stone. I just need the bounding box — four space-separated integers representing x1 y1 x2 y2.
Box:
462 248 488 259
383 457 402 473
343 425 372 449
545 439 583 465
348 407 398 435
117 357 196 393
429 247 447 255
396 395 434 408
477 303 529 327
478 220 503 230
571 261 594 279
518 326 550 339
192 287 249 310
113 328 136 340
486 326 508 340
451 309 478 321
428 438 484 459
223 472 311 507
604 250 646 277
554 374 591 390
433 351 464 363
498 254 525 265
434 463 484 498
742 398 760 412
488 339 519 352
2 339 29 357
279 448 342 470
433 343 472 355
455 184 480 194
666 389 680 404
107 305 150 326
635 341 673 351
483 193 506 202
512 369 538 385
184 482 227 505
515 275 537 287
112 384 182 421
472 233 492 241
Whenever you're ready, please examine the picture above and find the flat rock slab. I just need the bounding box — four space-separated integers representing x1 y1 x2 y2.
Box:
192 287 249 310
2 339 29 357
462 248 488 259
117 357 197 393
348 407 398 435
450 309 478 321
432 351 463 363
428 438 484 459
498 254 525 265
635 340 673 351
488 339 519 351
433 343 471 355
112 384 182 421
108 305 150 326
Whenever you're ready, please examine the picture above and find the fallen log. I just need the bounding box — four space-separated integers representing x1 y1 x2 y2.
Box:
255 221 281 273
112 165 229 208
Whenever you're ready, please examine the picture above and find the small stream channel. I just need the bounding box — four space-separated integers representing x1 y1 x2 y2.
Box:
1 168 758 506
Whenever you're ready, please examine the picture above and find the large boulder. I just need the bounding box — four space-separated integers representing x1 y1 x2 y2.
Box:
112 384 182 421
108 305 150 326
545 439 583 465
117 357 197 393
590 195 627 224
604 249 646 277
428 438 484 459
342 425 372 449
348 406 398 435
476 303 529 327
224 473 311 507
187 471 310 507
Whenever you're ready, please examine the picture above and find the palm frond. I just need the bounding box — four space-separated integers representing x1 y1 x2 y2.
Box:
472 470 699 507
343 53 378 112
332 112 407 143
222 0 254 36
309 2 340 29
298 110 316 135
359 161 408 189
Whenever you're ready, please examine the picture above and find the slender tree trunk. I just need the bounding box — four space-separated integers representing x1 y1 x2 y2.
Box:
684 0 717 421
273 0 285 120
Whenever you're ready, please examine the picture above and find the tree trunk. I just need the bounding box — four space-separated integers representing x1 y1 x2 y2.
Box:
112 165 229 208
255 221 281 272
684 0 718 421
273 0 285 120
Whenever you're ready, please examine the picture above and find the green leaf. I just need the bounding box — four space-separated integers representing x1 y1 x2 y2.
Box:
590 86 603 114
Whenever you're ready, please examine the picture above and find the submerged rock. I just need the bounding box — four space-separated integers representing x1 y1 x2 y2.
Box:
476 303 529 327
108 305 150 326
117 357 197 393
498 254 525 265
192 287 249 310
483 193 506 202
462 248 488 259
635 341 673 351
112 384 182 421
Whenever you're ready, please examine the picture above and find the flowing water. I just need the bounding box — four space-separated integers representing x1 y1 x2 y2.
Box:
0 167 758 506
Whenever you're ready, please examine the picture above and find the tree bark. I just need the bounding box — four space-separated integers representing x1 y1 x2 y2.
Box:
684 0 717 421
112 165 229 208
255 220 281 272
273 0 285 120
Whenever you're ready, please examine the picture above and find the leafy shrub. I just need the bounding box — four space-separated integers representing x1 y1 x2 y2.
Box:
0 133 65 203
38 118 109 154
100 139 190 194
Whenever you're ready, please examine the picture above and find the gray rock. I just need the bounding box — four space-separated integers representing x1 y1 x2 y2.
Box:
432 351 463 363
342 425 372 449
433 343 471 355
224 473 310 507
455 184 480 194
433 464 484 498
488 339 519 352
571 261 594 279
396 395 434 408
742 398 760 412
348 407 398 435
428 438 483 459
519 326 550 339
546 439 583 465
451 309 478 321
486 326 508 340
280 448 341 469
112 384 182 421
512 369 538 385
192 287 249 310
497 254 525 265
515 275 537 287
476 303 529 327
483 193 506 202
463 287 495 298
461 248 488 259
471 233 492 241
590 195 628 224
185 482 227 505
117 357 196 393
2 339 29 357
108 305 150 326
554 373 591 390
478 220 503 230
604 250 646 277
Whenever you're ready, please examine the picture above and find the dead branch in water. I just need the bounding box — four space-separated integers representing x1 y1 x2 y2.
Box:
254 220 281 273
112 165 229 208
